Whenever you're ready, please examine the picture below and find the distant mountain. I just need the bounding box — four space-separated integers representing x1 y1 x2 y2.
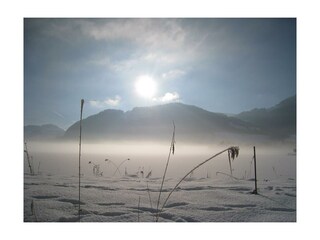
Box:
24 124 65 141
63 102 263 143
25 96 296 143
235 95 296 139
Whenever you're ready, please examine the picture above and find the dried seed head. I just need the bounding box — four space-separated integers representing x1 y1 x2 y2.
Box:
229 146 240 160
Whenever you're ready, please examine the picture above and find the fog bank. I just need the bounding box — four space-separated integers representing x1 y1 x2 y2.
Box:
24 140 296 181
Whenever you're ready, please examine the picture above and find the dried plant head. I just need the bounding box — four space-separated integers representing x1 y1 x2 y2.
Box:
172 142 175 155
171 121 176 155
228 146 239 160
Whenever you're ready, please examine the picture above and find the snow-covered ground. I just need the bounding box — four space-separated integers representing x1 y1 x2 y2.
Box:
24 173 296 222
24 141 296 222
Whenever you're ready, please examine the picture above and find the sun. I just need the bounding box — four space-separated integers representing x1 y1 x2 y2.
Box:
135 75 157 99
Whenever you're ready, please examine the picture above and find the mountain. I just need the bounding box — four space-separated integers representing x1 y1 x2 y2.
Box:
24 96 296 143
64 103 260 143
24 124 65 141
235 95 296 139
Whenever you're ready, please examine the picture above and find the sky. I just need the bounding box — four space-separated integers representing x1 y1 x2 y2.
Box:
24 18 296 129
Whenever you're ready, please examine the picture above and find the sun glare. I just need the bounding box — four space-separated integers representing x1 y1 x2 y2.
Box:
135 75 157 99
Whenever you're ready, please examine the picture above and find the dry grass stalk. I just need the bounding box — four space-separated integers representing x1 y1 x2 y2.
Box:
24 141 34 175
155 121 175 216
78 99 84 222
112 158 130 176
156 146 239 222
105 159 121 176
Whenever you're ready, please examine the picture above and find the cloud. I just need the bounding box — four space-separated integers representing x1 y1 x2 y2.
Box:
89 95 121 108
153 92 180 103
110 53 180 73
105 95 121 106
69 19 197 73
38 19 190 51
162 69 186 80
79 19 186 49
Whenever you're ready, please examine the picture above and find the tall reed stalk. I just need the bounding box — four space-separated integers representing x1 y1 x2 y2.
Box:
78 99 84 222
156 146 239 222
156 121 175 216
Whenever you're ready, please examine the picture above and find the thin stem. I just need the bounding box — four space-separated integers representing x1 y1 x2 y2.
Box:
228 150 233 176
24 142 33 175
156 121 175 217
78 99 84 222
253 146 258 194
106 159 121 175
113 158 129 176
156 147 233 221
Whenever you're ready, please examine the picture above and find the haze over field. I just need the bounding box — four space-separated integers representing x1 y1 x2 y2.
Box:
24 134 296 222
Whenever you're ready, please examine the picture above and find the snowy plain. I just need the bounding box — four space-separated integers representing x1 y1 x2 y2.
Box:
24 142 296 222
24 174 296 222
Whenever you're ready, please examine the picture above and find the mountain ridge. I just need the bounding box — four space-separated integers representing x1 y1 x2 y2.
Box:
63 96 295 143
24 124 65 141
24 96 296 143
235 95 296 138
